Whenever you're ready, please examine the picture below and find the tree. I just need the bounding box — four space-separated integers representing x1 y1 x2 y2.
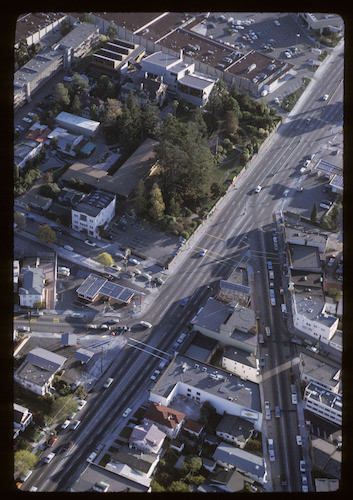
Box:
14 211 26 229
36 224 56 244
182 455 202 475
107 25 118 39
50 396 78 423
310 202 318 223
224 110 239 137
70 73 89 96
39 182 60 199
53 82 70 108
71 94 81 115
149 183 165 221
168 197 181 217
134 180 148 216
119 91 142 146
95 252 114 268
14 450 37 479
187 474 206 486
141 101 159 138
210 182 225 198
168 481 192 492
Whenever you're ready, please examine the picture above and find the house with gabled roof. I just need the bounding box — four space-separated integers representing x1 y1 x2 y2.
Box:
129 421 166 455
142 403 185 439
216 414 254 449
111 445 159 477
18 267 46 308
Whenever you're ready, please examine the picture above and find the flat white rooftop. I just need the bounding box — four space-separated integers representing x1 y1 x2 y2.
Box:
55 111 100 132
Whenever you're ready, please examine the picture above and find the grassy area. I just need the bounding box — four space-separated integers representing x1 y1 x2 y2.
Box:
98 453 111 467
119 426 133 439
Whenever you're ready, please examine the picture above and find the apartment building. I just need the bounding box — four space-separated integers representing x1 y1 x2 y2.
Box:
18 267 46 308
72 190 116 238
303 382 342 426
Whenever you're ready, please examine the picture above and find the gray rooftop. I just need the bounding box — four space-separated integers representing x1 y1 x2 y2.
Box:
213 442 265 478
293 295 337 328
113 446 157 474
25 347 67 372
216 414 254 443
285 226 327 249
14 47 62 90
178 72 215 90
74 189 115 218
143 51 181 68
193 297 255 333
314 158 342 176
76 273 143 303
305 381 342 413
289 244 321 271
18 267 45 296
299 351 341 392
58 21 98 50
152 354 261 413
222 346 257 369
15 361 53 387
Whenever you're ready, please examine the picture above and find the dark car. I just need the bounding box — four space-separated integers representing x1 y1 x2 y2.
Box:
62 440 73 452
281 474 287 486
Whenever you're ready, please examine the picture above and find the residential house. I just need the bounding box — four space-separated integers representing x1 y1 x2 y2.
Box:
56 131 85 157
142 403 185 439
191 297 258 354
303 382 342 426
58 187 86 207
169 438 184 453
298 351 341 394
79 94 104 119
18 267 46 308
14 403 33 439
213 442 267 485
149 354 263 431
216 414 254 449
111 445 159 478
14 347 67 396
183 419 203 438
129 422 166 455
209 468 255 493
221 346 260 384
120 76 167 106
14 139 44 170
17 192 53 214
202 458 217 473
71 189 116 238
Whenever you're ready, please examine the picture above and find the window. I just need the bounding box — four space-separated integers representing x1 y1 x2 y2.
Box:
80 214 87 221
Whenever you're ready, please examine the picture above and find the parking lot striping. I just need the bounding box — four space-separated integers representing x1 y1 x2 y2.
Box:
53 317 60 323
203 232 226 241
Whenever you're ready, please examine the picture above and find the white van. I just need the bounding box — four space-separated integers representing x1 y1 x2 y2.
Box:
281 304 287 316
64 245 73 252
140 321 152 329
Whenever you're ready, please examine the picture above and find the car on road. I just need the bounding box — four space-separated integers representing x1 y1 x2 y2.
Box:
273 97 280 105
20 469 33 482
30 310 44 317
274 19 280 25
267 261 273 270
77 400 87 411
123 408 132 418
181 297 189 307
265 326 271 337
254 185 262 193
61 420 70 429
48 436 58 447
323 94 329 101
140 321 152 328
269 449 275 461
103 377 114 388
100 324 111 330
62 440 73 452
279 286 284 295
305 117 311 125
296 435 302 446
71 420 81 430
44 452 55 464
292 394 298 404
110 264 122 271
264 401 270 411
300 460 306 472
283 188 290 197
87 451 98 463
85 240 96 247
155 277 165 285
265 409 271 420
116 325 131 332
281 474 287 486
304 160 311 167
106 318 119 325
256 310 261 320
151 369 161 381
199 248 208 256
275 406 281 418
260 357 266 367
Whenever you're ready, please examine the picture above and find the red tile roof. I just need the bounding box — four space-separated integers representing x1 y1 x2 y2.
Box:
143 403 185 429
184 418 203 434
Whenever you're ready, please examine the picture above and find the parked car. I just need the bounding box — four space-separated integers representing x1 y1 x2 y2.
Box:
44 452 55 464
77 400 87 411
106 318 119 325
84 240 96 247
264 401 270 411
71 420 81 430
275 406 281 418
48 436 58 447
87 451 98 463
68 412 76 420
110 264 122 271
181 297 189 307
281 474 287 486
296 435 302 446
61 420 70 429
300 460 306 472
155 276 165 285
62 440 73 452
103 377 114 388
123 408 132 417
151 369 161 381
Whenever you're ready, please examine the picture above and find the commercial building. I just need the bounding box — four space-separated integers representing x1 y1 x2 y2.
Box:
221 346 260 384
298 351 341 393
76 273 140 305
18 267 46 308
92 38 145 75
149 354 262 431
55 111 100 139
303 381 342 426
191 297 258 354
298 13 343 33
71 190 116 238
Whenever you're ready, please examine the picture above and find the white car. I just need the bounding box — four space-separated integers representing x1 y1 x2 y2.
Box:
44 452 55 464
269 449 275 461
265 409 271 420
77 400 87 411
151 369 161 381
71 420 81 430
123 408 132 418
254 185 262 193
323 94 329 101
61 419 70 429
296 435 302 446
285 51 292 58
199 248 208 257
300 460 306 472
304 160 311 167
103 377 114 388
274 20 280 25
111 264 122 271
87 451 98 463
85 240 96 247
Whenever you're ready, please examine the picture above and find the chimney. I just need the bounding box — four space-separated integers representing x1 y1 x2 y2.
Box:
140 82 143 91
179 49 183 60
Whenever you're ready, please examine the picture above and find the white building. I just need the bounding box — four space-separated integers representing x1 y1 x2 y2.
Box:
303 382 342 426
18 267 46 308
149 354 262 431
221 346 260 384
129 422 166 455
141 50 216 107
292 294 339 346
55 111 100 138
72 190 116 239
14 403 33 439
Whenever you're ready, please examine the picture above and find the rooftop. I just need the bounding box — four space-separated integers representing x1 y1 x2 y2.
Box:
293 294 338 328
305 381 342 413
152 354 261 413
76 273 143 304
58 21 98 50
222 346 257 369
74 189 115 217
213 442 265 478
143 403 185 429
299 351 341 392
216 414 254 443
289 243 321 271
55 111 100 133
18 267 45 296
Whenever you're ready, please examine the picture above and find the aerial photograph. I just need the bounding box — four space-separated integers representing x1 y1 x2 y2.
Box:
12 11 343 493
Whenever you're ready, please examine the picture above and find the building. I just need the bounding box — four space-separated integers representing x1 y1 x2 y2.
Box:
58 187 86 207
221 346 260 384
288 243 322 273
60 138 158 200
142 50 217 106
14 260 20 293
209 468 255 493
292 294 339 347
14 347 67 396
120 76 167 107
284 225 328 254
299 351 341 394
216 414 254 449
71 463 150 492
56 131 85 157
213 442 267 485
14 139 44 170
14 403 33 439
16 192 53 214
76 273 139 304
303 381 342 425
111 445 159 477
183 419 203 438
18 267 46 308
129 422 166 455
191 297 257 354
311 435 341 481
57 21 99 69
71 189 116 238
55 111 100 139
92 38 145 75
298 13 343 33
142 403 185 439
149 354 262 431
